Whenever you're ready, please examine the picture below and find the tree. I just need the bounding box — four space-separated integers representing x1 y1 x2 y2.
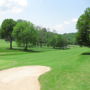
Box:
50 33 57 48
13 21 37 50
37 27 47 47
50 34 68 49
63 33 77 45
56 35 68 49
1 19 16 49
76 8 90 47
46 31 55 47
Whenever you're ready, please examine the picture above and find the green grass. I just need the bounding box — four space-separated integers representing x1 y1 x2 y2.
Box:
0 39 90 90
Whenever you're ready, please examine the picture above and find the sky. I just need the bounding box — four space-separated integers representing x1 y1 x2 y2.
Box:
0 0 90 34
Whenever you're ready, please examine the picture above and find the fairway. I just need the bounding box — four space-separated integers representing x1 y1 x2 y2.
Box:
0 40 90 90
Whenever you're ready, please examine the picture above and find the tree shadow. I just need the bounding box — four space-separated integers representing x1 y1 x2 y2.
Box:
11 48 42 53
0 48 42 56
54 47 70 50
81 52 90 55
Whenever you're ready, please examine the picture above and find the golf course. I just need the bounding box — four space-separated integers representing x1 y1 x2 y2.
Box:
0 0 90 89
0 39 90 90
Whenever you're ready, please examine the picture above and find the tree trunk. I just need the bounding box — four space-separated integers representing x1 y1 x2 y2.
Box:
24 43 28 50
10 39 12 49
40 43 42 47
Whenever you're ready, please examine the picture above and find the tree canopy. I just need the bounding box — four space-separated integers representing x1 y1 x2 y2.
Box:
76 8 90 47
1 19 16 49
13 21 37 50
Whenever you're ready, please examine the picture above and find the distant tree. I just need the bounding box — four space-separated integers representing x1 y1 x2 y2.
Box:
76 8 90 47
56 35 68 49
1 19 16 49
46 31 55 47
13 21 37 50
63 33 77 45
50 34 57 48
37 27 47 47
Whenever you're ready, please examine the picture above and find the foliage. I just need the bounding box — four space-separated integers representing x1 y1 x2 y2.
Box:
37 27 48 47
76 8 90 47
0 19 16 49
0 18 77 49
56 35 68 48
13 21 37 50
50 33 57 48
63 33 77 45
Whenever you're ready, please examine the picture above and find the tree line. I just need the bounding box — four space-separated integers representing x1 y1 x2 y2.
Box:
0 7 89 50
0 19 77 50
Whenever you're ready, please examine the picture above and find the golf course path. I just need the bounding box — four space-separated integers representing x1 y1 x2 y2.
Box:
0 66 51 90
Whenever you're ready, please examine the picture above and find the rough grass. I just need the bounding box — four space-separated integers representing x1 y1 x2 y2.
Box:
0 39 90 90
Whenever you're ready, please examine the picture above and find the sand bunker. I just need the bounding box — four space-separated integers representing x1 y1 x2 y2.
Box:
0 66 51 90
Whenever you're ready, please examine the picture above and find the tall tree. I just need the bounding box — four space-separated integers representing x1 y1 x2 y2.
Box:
13 21 37 50
1 19 16 49
76 8 90 47
37 27 47 47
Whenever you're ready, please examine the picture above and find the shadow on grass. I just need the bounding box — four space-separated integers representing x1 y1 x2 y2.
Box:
54 47 70 50
9 48 42 53
0 47 70 56
81 52 90 55
0 48 43 56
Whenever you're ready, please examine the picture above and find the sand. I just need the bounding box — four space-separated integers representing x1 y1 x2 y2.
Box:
0 66 51 90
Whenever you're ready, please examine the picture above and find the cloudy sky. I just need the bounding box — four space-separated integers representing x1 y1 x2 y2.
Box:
0 0 90 33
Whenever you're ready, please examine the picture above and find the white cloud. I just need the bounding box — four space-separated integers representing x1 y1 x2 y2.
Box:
11 7 23 13
51 24 64 30
49 24 64 34
0 0 28 14
72 18 78 23
12 0 28 7
50 18 78 34
64 21 70 25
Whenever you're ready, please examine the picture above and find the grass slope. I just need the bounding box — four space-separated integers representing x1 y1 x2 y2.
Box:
0 39 90 90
